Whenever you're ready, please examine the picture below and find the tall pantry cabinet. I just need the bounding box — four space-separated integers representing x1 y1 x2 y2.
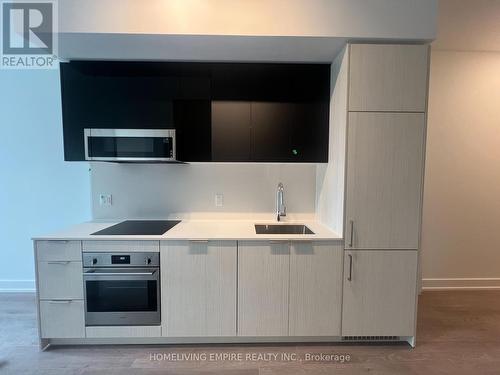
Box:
341 44 429 344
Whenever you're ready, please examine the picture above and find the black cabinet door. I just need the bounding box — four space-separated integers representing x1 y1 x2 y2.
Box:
209 101 329 163
175 100 212 162
211 63 330 102
62 63 175 128
252 102 294 161
84 76 175 128
290 101 329 162
251 102 328 162
210 63 330 163
211 101 252 162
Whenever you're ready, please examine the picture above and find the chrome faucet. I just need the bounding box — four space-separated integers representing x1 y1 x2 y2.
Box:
276 182 286 222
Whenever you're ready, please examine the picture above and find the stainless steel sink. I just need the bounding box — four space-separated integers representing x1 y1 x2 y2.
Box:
255 224 314 235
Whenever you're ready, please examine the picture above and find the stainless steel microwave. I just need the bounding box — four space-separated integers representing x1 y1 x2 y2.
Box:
84 128 176 162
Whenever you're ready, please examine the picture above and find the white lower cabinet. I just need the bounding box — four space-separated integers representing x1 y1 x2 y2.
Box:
342 250 418 337
40 300 85 338
238 241 343 337
289 242 343 336
35 240 86 339
161 240 237 337
238 241 290 336
33 238 418 342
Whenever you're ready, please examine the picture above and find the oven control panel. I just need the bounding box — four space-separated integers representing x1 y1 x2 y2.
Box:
83 252 159 267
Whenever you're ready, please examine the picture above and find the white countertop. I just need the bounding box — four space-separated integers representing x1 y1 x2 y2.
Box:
32 219 343 241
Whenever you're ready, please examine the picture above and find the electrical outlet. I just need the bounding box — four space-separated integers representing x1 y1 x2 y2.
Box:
215 193 224 207
99 194 112 207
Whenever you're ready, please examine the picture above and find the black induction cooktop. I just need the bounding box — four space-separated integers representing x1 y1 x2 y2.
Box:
91 220 181 236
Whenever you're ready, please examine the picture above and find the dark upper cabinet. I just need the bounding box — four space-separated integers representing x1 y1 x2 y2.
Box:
211 63 329 102
209 63 330 162
60 61 210 161
290 101 329 162
211 101 252 162
252 102 294 161
209 101 329 163
175 100 212 162
60 61 329 162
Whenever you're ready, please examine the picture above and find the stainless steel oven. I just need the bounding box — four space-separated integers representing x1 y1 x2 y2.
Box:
83 252 160 326
84 128 176 162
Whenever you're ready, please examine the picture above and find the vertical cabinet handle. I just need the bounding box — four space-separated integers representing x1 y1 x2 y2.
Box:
347 254 353 281
349 220 354 247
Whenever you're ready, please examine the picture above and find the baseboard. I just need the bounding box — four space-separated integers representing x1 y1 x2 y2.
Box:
0 279 35 292
422 278 500 290
4 278 500 292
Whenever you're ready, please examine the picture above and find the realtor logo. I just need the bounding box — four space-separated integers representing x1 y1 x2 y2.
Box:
1 0 57 69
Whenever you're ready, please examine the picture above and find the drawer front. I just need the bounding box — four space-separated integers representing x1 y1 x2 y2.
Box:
86 326 162 338
82 240 159 253
38 261 83 299
36 240 81 261
40 300 85 338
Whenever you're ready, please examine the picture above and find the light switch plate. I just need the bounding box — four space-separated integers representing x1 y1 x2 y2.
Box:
215 193 224 207
99 194 112 207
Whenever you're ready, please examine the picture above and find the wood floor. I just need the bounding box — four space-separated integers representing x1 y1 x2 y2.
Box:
2 291 500 374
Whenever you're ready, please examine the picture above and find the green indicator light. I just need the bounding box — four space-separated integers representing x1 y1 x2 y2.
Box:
292 149 298 155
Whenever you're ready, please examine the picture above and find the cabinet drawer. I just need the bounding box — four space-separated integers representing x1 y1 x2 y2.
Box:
40 300 85 338
36 240 81 261
86 326 162 338
82 240 159 253
37 261 83 299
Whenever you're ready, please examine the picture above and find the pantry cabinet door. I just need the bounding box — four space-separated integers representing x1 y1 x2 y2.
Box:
342 250 418 337
345 112 426 249
349 44 429 112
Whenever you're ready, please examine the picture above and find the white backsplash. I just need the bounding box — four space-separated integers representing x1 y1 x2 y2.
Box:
91 162 317 220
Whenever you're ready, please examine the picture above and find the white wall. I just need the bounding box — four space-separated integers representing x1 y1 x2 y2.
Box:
91 163 317 220
421 50 500 289
0 68 91 292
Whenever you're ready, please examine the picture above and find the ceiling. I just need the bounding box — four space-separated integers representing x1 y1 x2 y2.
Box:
433 0 500 51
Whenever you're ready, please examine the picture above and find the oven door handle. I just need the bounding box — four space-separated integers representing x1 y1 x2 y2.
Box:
84 271 156 276
83 269 159 281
